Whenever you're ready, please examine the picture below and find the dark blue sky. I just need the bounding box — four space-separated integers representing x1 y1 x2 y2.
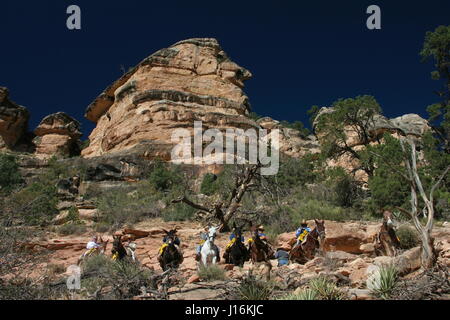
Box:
1 0 449 139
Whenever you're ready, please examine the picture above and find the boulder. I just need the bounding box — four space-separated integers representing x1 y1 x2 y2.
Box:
325 251 359 263
0 87 30 150
322 221 378 254
34 112 82 158
187 275 201 284
257 117 321 158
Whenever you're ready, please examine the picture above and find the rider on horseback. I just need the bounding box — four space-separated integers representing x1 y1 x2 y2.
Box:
296 220 311 244
223 225 245 262
159 229 181 257
250 225 267 241
86 236 101 253
195 227 209 261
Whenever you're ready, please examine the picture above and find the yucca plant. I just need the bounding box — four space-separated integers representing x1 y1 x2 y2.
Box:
277 289 318 300
309 276 345 300
236 273 273 300
368 264 398 300
197 265 227 282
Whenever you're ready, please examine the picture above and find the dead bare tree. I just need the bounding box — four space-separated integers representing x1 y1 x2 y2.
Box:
172 163 261 232
398 138 449 269
371 137 449 269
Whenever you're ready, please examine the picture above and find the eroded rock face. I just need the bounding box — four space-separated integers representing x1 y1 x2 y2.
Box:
0 87 30 150
257 117 320 158
33 112 82 158
314 107 431 145
313 107 431 183
82 38 256 159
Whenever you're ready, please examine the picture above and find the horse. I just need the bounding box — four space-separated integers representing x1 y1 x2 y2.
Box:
224 223 249 267
199 226 221 268
289 220 326 264
375 210 401 257
111 235 138 263
77 237 109 266
158 229 184 271
248 227 274 280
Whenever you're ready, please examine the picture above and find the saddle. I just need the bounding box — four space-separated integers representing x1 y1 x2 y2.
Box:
297 230 310 244
226 238 237 250
159 243 169 256
83 247 98 259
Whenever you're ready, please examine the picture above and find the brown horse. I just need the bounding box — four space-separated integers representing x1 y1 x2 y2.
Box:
289 220 326 264
158 229 184 271
248 227 274 280
112 235 138 262
375 211 401 257
78 236 109 266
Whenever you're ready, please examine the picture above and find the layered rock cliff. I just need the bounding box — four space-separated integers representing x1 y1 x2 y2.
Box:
1 39 433 180
82 38 257 159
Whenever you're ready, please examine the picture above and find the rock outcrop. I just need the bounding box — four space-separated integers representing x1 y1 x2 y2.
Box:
257 117 320 158
82 38 257 159
314 107 431 145
313 107 431 182
33 112 82 158
0 87 30 151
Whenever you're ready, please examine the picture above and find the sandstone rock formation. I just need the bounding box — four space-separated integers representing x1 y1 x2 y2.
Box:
82 38 257 160
257 117 320 158
313 107 431 182
33 112 82 158
0 87 30 151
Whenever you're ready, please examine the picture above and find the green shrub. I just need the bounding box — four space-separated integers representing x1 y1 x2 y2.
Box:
163 203 195 222
277 289 318 300
66 206 81 222
148 161 183 192
368 264 398 300
396 225 419 249
94 222 111 233
235 273 273 300
309 277 345 300
200 173 219 196
259 205 296 236
292 199 352 222
57 223 87 236
8 182 59 226
96 184 161 230
0 153 22 193
82 254 112 274
81 255 156 299
197 265 226 282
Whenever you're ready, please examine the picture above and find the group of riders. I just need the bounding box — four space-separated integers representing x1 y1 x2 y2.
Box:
80 210 400 270
81 219 315 268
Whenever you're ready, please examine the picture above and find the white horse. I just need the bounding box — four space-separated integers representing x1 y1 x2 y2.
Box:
199 226 220 268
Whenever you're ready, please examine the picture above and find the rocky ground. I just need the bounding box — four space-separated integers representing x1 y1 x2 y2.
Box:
22 219 450 300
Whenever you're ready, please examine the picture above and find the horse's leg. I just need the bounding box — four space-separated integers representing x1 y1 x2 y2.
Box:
263 262 272 281
201 252 207 267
